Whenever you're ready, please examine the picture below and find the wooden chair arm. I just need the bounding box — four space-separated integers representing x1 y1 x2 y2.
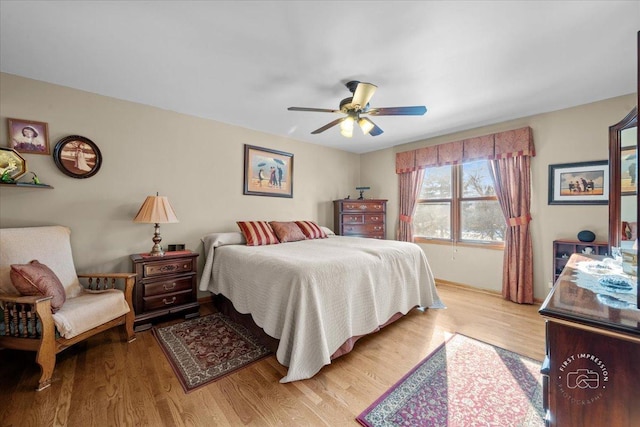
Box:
77 273 136 319
0 294 53 304
0 294 54 340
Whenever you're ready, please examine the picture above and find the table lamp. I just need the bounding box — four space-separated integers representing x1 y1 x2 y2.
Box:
133 193 179 256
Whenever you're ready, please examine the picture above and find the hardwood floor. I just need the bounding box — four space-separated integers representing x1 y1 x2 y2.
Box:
0 284 546 426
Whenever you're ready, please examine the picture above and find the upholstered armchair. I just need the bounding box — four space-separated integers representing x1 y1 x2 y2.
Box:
0 226 136 391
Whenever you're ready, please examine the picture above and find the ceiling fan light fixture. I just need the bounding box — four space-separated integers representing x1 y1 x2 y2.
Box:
340 116 355 138
358 117 374 135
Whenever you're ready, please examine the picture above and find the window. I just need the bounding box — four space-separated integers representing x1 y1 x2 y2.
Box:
413 160 505 247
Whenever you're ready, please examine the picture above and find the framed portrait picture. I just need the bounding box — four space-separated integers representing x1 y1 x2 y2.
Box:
621 146 637 195
548 160 609 205
53 135 102 179
243 144 293 198
7 118 50 155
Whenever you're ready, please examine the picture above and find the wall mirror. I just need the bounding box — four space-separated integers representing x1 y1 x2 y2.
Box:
608 107 637 250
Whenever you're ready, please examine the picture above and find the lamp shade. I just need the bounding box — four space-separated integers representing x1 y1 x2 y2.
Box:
133 195 179 224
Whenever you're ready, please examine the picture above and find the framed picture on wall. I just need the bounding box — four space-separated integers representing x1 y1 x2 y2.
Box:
7 118 50 155
243 144 293 198
548 160 609 205
621 146 637 195
53 135 102 179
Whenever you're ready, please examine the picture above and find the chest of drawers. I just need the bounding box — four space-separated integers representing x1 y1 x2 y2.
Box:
333 199 387 239
130 251 199 331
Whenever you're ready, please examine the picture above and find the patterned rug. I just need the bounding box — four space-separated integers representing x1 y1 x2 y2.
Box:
357 334 545 427
152 313 272 393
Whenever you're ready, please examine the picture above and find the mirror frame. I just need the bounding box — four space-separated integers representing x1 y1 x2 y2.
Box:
608 106 637 250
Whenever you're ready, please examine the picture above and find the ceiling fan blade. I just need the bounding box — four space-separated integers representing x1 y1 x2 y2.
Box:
368 106 427 116
288 107 340 113
311 117 346 134
358 117 384 136
352 82 377 109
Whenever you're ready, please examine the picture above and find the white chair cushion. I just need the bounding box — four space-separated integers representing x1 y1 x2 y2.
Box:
0 226 83 298
52 290 130 339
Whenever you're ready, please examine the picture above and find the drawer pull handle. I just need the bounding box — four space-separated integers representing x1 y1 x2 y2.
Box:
372 216 379 221
163 297 177 305
374 226 382 231
183 264 189 268
163 283 177 291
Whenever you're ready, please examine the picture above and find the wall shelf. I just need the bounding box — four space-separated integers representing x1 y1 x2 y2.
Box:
0 182 54 189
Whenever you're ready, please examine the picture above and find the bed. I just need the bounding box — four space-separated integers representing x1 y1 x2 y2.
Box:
199 229 443 383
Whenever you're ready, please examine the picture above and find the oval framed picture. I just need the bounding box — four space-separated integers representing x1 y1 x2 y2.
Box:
53 135 102 179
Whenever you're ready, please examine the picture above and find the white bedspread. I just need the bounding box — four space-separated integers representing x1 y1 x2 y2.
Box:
199 234 441 383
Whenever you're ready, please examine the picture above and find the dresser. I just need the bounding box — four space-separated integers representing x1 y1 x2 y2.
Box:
539 253 640 426
333 199 387 239
130 251 200 331
552 239 609 282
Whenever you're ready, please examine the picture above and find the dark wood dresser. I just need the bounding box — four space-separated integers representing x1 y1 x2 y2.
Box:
333 199 387 239
539 253 640 427
130 251 200 331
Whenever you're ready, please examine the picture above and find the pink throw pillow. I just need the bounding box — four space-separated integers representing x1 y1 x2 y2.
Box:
295 221 328 239
10 260 66 312
237 221 280 246
269 221 306 243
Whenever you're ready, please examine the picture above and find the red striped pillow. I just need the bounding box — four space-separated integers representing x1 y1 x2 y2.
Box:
236 221 280 246
294 221 327 239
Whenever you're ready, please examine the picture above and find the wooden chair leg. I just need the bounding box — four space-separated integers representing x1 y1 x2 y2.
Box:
125 310 136 343
35 305 56 391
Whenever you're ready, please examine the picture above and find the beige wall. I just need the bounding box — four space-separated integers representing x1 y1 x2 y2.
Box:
0 73 360 292
361 94 637 300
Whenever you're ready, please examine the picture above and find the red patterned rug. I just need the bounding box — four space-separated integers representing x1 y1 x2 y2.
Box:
152 313 272 393
357 334 544 427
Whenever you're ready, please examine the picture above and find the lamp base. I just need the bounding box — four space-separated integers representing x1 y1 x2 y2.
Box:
148 223 165 256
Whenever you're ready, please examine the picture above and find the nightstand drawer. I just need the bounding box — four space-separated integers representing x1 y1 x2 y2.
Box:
144 277 193 297
143 258 194 278
143 290 193 312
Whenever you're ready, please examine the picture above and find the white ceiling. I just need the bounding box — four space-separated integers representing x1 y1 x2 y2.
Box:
1 1 638 154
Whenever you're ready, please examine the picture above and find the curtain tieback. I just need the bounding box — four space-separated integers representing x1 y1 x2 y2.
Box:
507 214 532 227
400 215 413 223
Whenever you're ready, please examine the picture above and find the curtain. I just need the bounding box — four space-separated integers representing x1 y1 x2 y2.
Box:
490 155 534 304
397 169 425 242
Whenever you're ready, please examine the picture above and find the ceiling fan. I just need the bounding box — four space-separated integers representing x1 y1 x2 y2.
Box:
288 80 427 138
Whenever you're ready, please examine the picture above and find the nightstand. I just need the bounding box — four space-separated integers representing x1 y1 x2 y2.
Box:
130 251 199 331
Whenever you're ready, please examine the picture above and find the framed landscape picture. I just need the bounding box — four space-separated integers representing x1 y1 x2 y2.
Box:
548 160 609 205
243 144 293 198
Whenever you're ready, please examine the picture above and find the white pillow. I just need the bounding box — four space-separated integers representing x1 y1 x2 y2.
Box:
201 231 246 249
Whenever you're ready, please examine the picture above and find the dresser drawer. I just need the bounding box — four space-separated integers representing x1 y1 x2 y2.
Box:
341 202 386 213
364 213 384 223
342 214 365 224
342 224 385 235
143 258 194 278
144 276 193 297
143 289 193 312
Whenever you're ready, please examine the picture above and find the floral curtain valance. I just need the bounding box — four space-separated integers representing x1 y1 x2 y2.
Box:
395 126 535 173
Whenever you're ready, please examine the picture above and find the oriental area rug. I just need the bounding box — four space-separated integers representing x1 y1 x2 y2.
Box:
357 334 545 427
152 313 272 393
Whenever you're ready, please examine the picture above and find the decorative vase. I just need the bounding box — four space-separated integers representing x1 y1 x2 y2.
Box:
577 230 596 243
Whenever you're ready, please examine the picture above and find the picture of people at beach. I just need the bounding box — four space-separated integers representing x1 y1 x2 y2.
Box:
244 145 293 197
559 170 605 196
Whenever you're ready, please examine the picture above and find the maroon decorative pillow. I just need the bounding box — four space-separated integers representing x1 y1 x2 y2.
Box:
10 260 66 312
236 221 280 246
268 221 306 243
295 221 328 239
